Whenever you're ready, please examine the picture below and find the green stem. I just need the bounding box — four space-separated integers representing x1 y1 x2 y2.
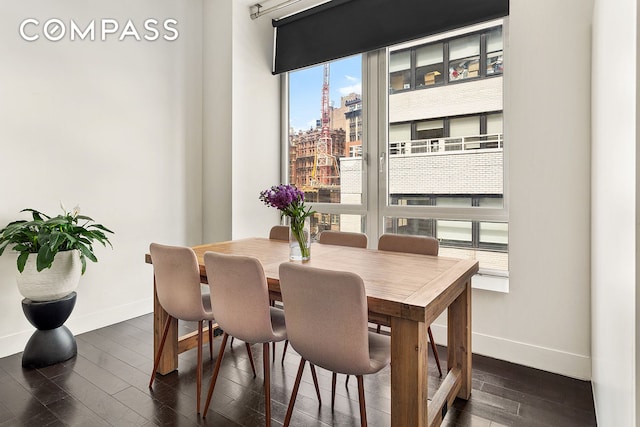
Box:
290 217 310 258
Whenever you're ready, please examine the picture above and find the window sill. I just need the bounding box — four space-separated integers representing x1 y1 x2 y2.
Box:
472 271 509 293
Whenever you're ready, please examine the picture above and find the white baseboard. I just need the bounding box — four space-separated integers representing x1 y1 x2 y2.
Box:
430 323 592 381
0 329 36 360
0 298 153 359
66 298 154 336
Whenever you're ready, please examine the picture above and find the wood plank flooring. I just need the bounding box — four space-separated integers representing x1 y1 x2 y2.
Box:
0 314 597 426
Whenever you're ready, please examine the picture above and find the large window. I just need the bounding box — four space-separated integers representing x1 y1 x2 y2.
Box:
285 20 507 276
287 55 366 239
385 21 507 274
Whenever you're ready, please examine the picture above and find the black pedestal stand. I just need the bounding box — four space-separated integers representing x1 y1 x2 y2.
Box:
21 292 77 368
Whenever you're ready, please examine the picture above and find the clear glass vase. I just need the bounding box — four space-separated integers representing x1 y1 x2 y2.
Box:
289 217 311 261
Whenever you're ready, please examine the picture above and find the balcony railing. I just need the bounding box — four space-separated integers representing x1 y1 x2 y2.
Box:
389 133 503 156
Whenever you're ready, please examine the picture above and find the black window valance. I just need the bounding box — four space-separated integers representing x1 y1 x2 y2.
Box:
273 0 509 74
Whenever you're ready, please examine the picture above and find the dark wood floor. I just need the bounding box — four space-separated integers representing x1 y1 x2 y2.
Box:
0 314 597 426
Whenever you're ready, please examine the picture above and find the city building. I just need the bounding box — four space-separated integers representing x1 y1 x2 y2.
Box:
288 126 346 201
338 24 508 270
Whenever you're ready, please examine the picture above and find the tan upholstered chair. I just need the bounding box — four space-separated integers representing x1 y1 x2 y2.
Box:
279 263 390 427
378 233 443 376
291 229 367 365
378 233 439 256
201 252 287 425
264 224 292 363
318 230 368 248
266 227 323 403
148 243 216 414
269 225 290 241
229 225 291 364
317 230 369 389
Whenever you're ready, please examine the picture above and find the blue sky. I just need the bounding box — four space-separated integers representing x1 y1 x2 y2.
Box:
288 54 362 132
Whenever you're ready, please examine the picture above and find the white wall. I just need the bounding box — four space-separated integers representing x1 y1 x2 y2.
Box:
230 1 282 238
0 1 203 356
429 0 594 381
592 0 637 425
203 0 233 243
202 0 281 242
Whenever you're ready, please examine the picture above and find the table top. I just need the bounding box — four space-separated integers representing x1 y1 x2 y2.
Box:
146 237 478 324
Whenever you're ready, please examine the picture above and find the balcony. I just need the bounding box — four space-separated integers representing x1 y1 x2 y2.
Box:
389 132 503 156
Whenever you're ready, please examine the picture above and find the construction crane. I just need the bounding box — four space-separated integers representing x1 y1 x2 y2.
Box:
311 63 339 187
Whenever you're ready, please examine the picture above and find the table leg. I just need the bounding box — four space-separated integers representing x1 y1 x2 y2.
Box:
154 277 178 375
447 278 472 399
390 317 428 427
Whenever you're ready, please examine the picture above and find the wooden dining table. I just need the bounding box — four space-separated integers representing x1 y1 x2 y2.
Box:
146 237 478 427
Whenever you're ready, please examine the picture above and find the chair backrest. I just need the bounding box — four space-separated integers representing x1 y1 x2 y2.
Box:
204 252 276 343
149 243 209 321
279 262 372 375
318 230 368 248
378 234 439 256
269 225 289 241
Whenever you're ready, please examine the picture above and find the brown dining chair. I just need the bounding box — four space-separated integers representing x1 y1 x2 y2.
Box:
269 225 290 241
200 252 287 425
378 233 443 377
279 262 390 426
148 243 216 414
318 230 368 248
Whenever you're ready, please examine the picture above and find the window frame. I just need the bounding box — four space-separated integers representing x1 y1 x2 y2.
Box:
280 58 371 229
281 18 509 279
379 18 509 277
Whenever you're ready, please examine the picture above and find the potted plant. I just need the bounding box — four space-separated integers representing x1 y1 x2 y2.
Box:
0 204 113 301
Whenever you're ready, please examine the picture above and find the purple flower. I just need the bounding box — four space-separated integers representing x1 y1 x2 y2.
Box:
259 184 314 222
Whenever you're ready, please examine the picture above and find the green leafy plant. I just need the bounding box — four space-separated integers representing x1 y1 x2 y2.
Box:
0 204 114 274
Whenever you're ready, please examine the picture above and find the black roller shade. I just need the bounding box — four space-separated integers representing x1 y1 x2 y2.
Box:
273 0 509 74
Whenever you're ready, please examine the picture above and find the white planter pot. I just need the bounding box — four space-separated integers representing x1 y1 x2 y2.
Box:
16 250 82 302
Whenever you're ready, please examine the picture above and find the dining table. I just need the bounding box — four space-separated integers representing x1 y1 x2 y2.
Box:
145 237 478 427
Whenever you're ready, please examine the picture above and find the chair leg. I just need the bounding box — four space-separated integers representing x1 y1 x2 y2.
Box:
246 342 257 377
331 372 337 410
281 340 289 365
346 375 350 386
208 320 213 360
376 324 381 333
309 364 321 403
149 315 173 388
427 326 443 377
272 341 276 363
203 332 229 417
230 336 234 347
356 375 367 427
197 322 203 414
263 343 271 427
284 358 306 427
